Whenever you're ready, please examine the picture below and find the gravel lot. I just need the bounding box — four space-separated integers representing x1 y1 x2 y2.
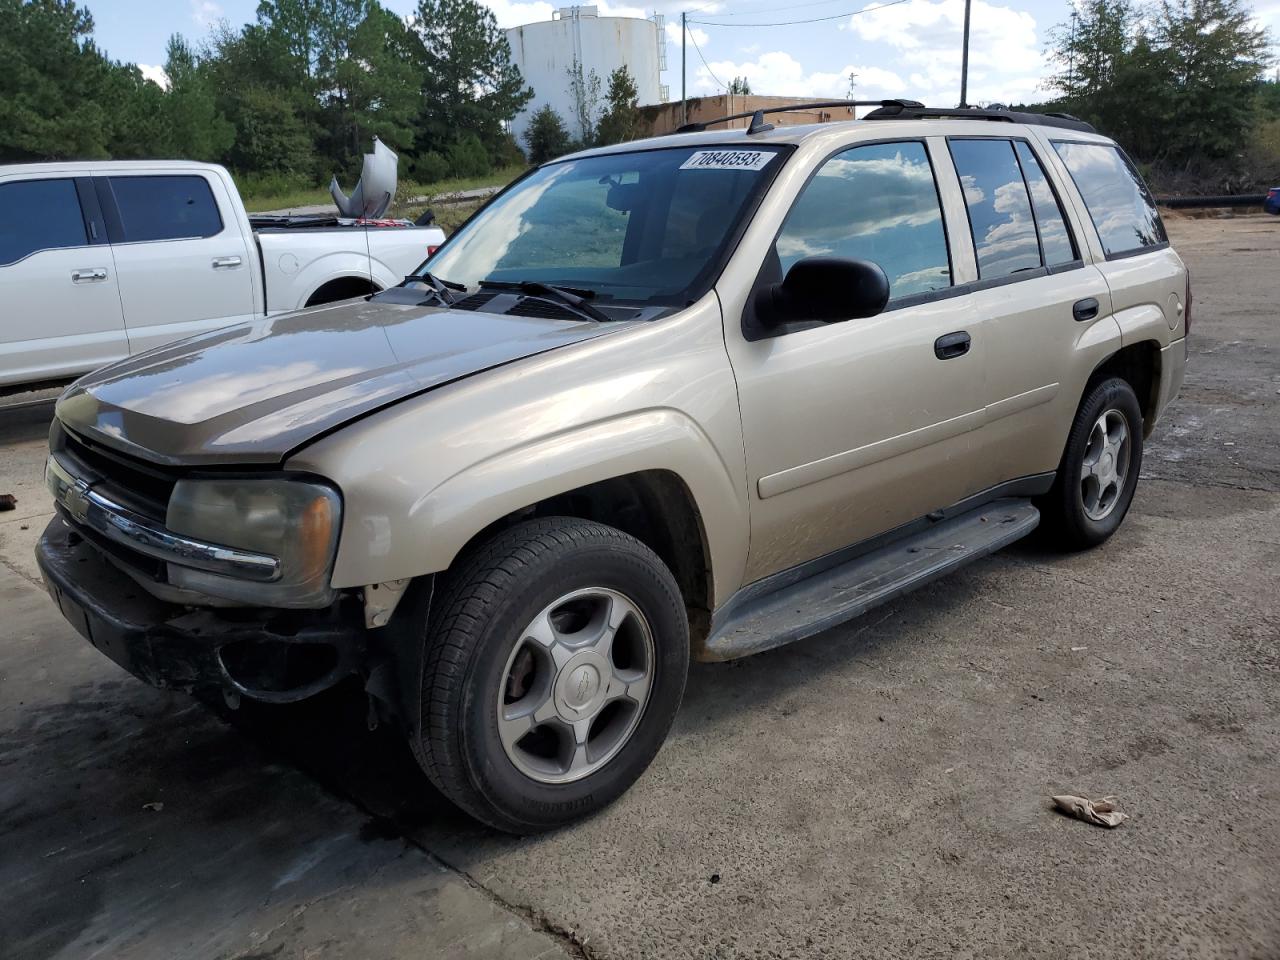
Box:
1 214 1276 959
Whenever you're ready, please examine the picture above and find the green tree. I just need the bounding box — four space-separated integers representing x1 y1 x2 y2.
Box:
331 5 420 161
566 58 602 144
410 0 533 165
728 75 751 95
101 64 171 159
1046 0 1270 168
523 104 571 163
446 132 490 177
161 34 235 160
596 65 640 145
203 21 320 179
1149 0 1269 162
1046 0 1134 111
0 0 114 160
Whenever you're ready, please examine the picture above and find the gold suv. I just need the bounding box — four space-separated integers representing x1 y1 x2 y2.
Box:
38 102 1188 832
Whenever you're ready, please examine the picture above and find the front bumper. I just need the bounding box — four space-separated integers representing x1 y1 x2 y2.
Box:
36 515 366 703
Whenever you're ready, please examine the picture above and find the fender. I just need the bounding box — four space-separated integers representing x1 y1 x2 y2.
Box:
332 408 749 609
1113 302 1170 349
272 250 400 313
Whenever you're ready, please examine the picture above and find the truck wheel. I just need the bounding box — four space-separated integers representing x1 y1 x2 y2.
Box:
1038 376 1144 550
411 517 689 833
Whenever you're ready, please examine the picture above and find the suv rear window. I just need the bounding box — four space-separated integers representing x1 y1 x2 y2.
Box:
1051 142 1166 257
108 175 223 243
0 179 88 266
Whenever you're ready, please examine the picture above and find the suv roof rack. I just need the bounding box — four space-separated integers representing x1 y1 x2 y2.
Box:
674 99 924 134
862 103 1096 133
672 99 1096 136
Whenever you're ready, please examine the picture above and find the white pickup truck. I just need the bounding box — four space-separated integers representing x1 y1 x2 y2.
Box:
0 160 446 391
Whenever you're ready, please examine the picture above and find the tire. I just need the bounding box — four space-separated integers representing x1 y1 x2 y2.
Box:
1038 376 1144 550
410 517 689 833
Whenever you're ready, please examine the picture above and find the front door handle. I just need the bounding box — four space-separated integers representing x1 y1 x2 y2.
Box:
934 330 971 360
1073 297 1100 322
212 256 243 269
71 268 108 283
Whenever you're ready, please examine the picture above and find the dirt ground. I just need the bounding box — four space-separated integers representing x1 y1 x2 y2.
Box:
1 214 1277 959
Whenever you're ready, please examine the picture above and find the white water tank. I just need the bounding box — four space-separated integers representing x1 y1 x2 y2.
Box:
506 7 664 147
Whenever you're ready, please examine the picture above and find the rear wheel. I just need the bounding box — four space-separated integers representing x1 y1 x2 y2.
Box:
410 517 689 833
1038 376 1144 550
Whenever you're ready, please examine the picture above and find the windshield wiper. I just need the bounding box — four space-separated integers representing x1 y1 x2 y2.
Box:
399 272 466 305
480 280 612 323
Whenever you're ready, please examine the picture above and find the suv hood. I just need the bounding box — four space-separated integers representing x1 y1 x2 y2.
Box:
56 298 625 466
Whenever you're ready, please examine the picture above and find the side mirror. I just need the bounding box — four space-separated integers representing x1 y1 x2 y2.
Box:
755 256 890 325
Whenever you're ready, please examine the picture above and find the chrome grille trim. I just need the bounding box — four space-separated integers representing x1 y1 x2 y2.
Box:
46 454 281 582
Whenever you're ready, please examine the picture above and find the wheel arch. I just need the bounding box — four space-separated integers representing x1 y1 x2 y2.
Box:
304 274 382 307
450 470 714 646
1086 339 1162 437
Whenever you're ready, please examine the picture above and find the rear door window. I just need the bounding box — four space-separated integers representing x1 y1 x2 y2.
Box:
948 139 1041 279
1051 142 1166 257
775 141 951 301
0 179 88 266
107 175 223 243
1013 141 1077 267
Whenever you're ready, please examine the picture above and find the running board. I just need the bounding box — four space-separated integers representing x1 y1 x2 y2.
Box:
702 499 1040 661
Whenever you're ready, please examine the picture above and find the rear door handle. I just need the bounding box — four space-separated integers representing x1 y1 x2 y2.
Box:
212 256 243 269
1073 297 1100 322
934 330 971 360
71 268 108 283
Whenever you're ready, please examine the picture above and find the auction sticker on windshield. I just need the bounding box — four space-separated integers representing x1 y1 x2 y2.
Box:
679 150 775 171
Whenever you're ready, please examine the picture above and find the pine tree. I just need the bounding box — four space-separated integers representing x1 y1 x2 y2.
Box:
523 105 572 163
597 65 640 145
411 0 533 165
161 34 235 161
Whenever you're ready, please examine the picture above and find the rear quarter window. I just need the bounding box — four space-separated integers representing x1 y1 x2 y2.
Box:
1052 142 1166 258
108 175 223 243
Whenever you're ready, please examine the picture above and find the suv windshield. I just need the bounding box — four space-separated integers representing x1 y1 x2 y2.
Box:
420 145 788 306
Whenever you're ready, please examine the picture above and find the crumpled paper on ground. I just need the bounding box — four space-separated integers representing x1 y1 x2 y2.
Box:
1052 794 1128 827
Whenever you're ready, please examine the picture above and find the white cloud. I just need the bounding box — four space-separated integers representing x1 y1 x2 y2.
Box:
849 0 1048 104
190 0 222 28
691 51 905 98
666 21 710 48
138 64 170 89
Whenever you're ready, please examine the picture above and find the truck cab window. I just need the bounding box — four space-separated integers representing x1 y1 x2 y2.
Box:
107 175 223 243
0 179 88 266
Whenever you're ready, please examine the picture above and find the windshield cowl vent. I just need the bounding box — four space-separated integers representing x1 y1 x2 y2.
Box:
449 291 500 312
508 298 582 321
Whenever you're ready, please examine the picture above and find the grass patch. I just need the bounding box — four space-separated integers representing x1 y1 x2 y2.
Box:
398 199 486 235
241 166 526 214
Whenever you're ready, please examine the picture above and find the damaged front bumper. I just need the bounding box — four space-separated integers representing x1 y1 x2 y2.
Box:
36 515 367 703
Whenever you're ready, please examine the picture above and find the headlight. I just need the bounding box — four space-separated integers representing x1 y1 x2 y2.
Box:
166 478 341 608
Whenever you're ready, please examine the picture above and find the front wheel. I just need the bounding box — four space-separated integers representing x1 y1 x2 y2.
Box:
410 517 689 833
1038 376 1144 550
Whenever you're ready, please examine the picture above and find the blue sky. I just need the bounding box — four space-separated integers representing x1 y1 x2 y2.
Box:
92 0 1280 107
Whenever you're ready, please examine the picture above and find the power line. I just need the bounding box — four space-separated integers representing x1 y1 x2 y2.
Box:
691 0 913 28
686 23 728 90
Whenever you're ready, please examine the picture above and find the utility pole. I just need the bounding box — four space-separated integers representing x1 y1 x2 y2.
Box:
958 0 972 107
681 11 687 126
